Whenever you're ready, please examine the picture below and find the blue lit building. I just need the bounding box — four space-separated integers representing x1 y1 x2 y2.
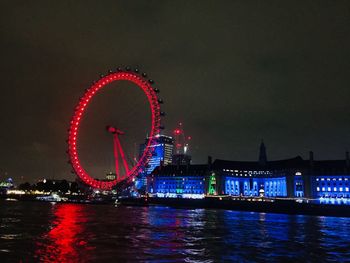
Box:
148 164 207 199
223 171 287 197
309 154 350 204
147 142 350 204
136 135 174 190
205 155 303 198
145 135 174 175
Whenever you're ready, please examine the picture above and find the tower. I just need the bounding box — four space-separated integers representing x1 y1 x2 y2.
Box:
259 140 267 165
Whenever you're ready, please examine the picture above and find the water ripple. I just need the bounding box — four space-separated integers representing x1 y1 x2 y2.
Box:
1 200 350 262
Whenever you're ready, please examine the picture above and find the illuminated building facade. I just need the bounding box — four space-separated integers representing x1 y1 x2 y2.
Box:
148 164 207 199
313 176 350 200
147 143 350 204
309 153 350 204
193 154 300 198
106 172 116 181
136 135 174 190
143 135 174 175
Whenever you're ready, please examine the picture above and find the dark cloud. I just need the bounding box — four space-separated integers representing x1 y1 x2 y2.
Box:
1 1 350 183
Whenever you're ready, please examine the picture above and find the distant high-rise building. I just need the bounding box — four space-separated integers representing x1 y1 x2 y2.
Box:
172 153 192 165
136 134 174 190
142 135 174 175
172 122 192 165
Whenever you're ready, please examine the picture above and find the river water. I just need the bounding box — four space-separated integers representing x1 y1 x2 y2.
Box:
1 199 350 262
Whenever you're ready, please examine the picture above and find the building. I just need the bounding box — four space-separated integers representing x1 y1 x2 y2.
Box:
147 143 350 204
172 153 192 166
309 152 350 204
141 134 174 175
106 172 116 181
148 164 207 199
0 178 14 193
172 122 192 165
136 134 174 190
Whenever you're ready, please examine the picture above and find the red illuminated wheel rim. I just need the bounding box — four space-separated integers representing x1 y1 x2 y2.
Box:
67 68 162 190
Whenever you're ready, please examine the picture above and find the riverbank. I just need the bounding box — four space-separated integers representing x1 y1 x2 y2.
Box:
0 193 115 205
118 196 350 217
3 193 350 217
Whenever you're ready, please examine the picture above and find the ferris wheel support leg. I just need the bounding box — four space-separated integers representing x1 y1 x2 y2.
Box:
113 134 120 181
115 135 129 177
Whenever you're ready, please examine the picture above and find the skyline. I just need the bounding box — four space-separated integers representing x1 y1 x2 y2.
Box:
1 1 350 182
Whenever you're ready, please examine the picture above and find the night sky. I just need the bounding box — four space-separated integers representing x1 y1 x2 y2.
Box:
1 1 350 183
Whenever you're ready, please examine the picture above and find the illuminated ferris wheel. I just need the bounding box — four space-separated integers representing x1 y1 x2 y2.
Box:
67 67 164 190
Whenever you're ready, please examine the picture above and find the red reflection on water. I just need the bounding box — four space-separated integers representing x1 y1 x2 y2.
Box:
35 204 94 262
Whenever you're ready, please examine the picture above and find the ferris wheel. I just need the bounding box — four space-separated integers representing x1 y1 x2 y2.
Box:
67 67 164 190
